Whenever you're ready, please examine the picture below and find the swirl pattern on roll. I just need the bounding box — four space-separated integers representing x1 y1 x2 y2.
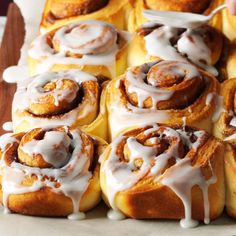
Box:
137 24 223 76
107 60 219 138
0 126 105 218
213 78 236 146
100 123 224 227
29 20 129 76
12 70 99 132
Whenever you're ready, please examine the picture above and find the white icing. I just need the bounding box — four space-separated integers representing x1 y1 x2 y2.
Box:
68 212 86 220
12 70 97 132
145 26 184 61
142 10 206 29
161 158 216 228
108 61 201 139
2 66 29 84
0 129 93 218
28 20 128 77
107 209 126 220
0 133 18 154
102 124 215 227
2 122 13 132
20 131 71 168
144 25 218 76
127 70 171 108
109 100 169 139
224 133 236 141
25 70 95 106
54 21 117 55
2 1 45 87
206 92 215 106
14 0 46 65
177 28 218 76
142 4 227 29
212 95 225 122
230 117 236 127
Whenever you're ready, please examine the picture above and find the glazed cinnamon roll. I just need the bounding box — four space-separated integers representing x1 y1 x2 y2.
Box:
106 60 220 139
40 0 131 33
100 124 225 228
0 126 107 218
28 20 129 79
128 23 225 78
212 78 236 218
12 70 108 140
213 78 236 145
128 0 224 32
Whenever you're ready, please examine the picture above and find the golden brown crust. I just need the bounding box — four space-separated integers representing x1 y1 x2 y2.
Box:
128 0 224 33
144 0 211 13
40 0 130 32
124 61 205 110
106 60 220 138
29 21 129 79
100 124 225 220
4 165 101 216
13 72 100 133
128 25 226 81
0 127 107 217
48 0 109 20
224 144 236 219
28 79 81 116
213 78 236 147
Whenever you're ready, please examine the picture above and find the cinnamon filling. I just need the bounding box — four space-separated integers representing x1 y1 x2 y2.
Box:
122 61 206 110
114 124 207 175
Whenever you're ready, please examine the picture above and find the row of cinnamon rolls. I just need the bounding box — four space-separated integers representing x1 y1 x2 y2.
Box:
2 0 236 229
40 0 236 42
2 58 236 228
19 18 236 83
39 0 222 32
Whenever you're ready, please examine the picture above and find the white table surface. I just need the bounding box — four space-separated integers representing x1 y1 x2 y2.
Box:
0 203 236 236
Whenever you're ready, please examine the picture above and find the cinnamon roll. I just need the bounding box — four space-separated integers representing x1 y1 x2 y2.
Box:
128 23 226 78
106 60 220 140
12 70 108 140
213 78 236 146
100 123 225 228
212 78 236 218
128 0 224 32
28 20 129 79
0 126 107 218
40 0 131 33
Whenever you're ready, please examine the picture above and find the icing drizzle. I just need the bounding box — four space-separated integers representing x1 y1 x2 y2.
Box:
102 124 216 228
12 70 98 132
144 24 218 76
28 20 129 77
0 127 94 219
